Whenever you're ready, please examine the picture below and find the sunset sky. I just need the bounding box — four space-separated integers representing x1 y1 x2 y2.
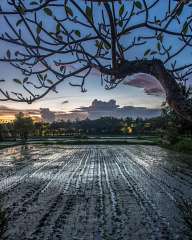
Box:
0 63 165 113
0 1 191 118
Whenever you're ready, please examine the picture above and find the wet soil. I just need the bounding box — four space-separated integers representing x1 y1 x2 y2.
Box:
0 145 192 240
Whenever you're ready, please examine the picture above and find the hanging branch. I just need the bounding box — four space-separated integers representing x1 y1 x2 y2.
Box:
0 0 191 120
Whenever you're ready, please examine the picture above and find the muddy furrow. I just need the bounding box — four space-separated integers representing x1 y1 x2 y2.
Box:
0 145 192 240
129 145 192 187
3 149 82 240
100 148 128 240
0 147 40 179
122 146 192 202
47 148 96 240
104 148 172 239
3 150 76 222
0 151 65 193
25 149 89 240
112 147 191 238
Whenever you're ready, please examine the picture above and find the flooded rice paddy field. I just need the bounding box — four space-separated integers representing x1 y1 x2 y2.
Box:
0 144 192 240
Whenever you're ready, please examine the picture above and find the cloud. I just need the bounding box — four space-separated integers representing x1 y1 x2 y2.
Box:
55 112 87 122
0 105 15 111
72 99 161 120
0 105 39 116
61 66 165 97
61 100 69 104
53 62 167 97
123 73 165 96
74 99 119 113
63 65 166 96
0 98 162 121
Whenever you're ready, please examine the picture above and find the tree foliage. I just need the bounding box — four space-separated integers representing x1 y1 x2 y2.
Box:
14 112 34 140
0 0 191 120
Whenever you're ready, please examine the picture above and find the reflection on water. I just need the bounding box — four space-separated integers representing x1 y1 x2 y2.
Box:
0 144 191 240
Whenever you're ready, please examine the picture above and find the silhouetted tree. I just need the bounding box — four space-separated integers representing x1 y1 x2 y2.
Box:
0 125 3 141
14 112 34 141
0 1 191 121
34 122 44 137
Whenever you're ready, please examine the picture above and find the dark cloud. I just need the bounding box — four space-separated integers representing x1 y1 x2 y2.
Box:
61 100 69 104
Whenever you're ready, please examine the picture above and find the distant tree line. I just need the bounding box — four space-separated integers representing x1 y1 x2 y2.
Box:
0 112 34 142
0 111 191 142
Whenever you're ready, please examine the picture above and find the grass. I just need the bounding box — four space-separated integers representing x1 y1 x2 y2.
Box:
173 138 192 153
0 136 159 149
35 139 157 145
161 138 192 154
0 136 191 155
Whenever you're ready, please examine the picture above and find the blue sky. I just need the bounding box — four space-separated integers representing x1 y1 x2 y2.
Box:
0 0 191 113
0 66 164 112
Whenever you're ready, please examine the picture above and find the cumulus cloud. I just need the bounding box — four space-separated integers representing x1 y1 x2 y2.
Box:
123 73 165 96
72 99 161 120
74 99 119 112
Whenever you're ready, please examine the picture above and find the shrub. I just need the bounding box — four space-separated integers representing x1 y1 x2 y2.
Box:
173 139 192 154
177 199 192 231
164 126 179 145
0 206 6 238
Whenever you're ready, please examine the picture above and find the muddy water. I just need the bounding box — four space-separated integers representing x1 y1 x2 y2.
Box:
0 145 192 240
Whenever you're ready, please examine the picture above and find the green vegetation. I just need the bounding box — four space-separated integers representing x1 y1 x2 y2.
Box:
159 99 192 153
0 116 175 139
14 112 34 142
32 139 157 146
0 105 191 154
0 203 6 238
164 138 192 154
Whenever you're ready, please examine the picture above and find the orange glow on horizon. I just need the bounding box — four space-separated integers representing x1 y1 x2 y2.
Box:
0 114 41 123
0 115 15 120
